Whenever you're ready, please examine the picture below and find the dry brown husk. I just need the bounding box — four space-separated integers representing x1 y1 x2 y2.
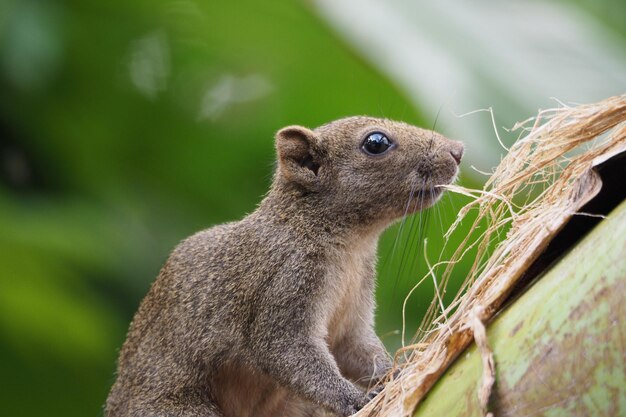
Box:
357 94 626 417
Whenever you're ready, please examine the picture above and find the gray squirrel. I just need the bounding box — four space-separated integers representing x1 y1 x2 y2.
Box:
105 116 463 417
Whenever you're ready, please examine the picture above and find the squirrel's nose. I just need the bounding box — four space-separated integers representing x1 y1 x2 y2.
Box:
449 142 464 165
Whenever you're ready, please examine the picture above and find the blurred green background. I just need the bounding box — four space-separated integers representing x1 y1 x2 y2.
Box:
0 1 624 416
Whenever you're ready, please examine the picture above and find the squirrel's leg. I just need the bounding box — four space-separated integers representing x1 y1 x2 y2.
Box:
333 325 393 391
256 338 368 417
332 270 393 392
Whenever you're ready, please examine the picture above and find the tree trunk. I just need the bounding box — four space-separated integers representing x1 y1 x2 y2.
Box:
413 199 626 417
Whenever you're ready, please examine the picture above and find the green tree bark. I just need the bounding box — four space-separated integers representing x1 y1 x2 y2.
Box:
413 199 626 417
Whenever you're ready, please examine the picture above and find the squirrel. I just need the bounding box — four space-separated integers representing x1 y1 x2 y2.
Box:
105 116 463 417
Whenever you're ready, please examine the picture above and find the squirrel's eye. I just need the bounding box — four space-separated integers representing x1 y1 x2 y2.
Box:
362 132 392 155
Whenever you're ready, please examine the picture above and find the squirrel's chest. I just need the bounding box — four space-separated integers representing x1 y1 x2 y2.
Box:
322 239 377 344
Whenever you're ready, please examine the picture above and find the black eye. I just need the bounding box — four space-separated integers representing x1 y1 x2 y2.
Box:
362 132 392 155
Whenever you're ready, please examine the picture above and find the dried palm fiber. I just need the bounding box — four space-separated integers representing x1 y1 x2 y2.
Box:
357 94 626 417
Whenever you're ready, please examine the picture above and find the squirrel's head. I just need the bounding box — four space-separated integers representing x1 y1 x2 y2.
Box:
274 116 463 226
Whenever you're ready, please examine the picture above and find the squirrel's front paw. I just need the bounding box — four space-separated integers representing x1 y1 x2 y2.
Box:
366 383 383 401
335 392 370 417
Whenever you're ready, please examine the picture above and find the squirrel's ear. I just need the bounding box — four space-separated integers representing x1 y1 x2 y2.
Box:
275 125 321 189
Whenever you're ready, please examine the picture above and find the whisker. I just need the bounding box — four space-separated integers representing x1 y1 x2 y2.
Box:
395 177 432 304
385 177 421 300
427 105 443 154
385 178 421 266
391 193 422 299
435 188 446 237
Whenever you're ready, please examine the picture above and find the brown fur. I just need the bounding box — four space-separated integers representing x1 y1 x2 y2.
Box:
105 116 463 417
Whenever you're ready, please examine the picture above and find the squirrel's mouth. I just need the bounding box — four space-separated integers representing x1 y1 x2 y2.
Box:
409 187 444 212
416 187 443 201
